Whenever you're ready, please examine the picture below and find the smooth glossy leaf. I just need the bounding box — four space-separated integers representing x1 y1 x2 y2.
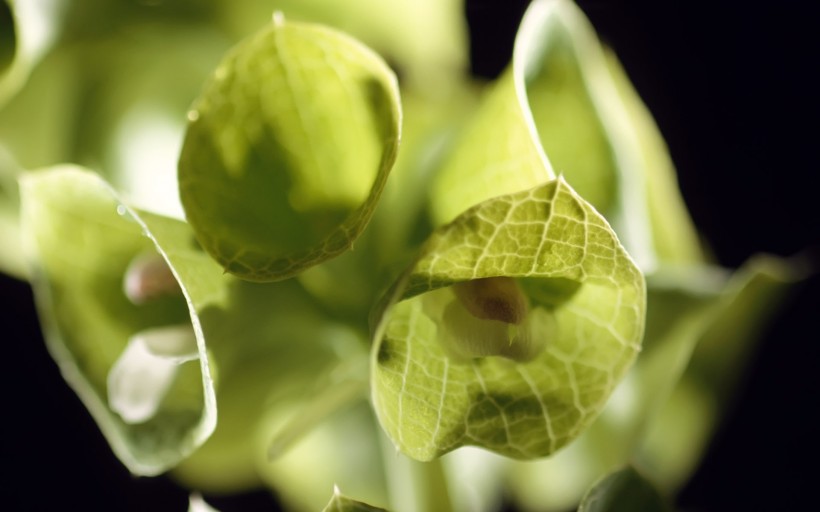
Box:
578 465 670 512
179 16 401 281
372 178 646 461
20 166 221 475
323 487 388 512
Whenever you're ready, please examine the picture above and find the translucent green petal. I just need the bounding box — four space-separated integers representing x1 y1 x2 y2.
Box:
20 166 222 474
178 16 401 281
372 179 646 461
432 0 702 270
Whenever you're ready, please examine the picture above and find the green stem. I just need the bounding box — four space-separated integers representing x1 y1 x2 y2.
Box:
379 433 454 512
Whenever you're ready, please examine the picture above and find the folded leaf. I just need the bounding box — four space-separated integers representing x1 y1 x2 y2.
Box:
433 0 702 271
179 16 401 281
20 166 223 475
372 178 646 461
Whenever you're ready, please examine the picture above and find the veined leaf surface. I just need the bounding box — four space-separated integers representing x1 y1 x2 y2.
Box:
432 0 703 271
179 16 401 282
372 179 645 461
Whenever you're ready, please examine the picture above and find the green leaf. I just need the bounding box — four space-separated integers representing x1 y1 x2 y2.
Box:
323 487 388 512
19 166 222 475
432 0 702 270
372 178 646 461
506 258 798 509
179 16 401 281
578 465 671 512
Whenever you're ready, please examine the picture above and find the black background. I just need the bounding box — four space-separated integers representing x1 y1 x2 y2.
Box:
2 1 818 510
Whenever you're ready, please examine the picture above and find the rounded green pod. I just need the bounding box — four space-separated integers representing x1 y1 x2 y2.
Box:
179 15 401 281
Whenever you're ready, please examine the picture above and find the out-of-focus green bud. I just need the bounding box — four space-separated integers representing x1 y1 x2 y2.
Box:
179 15 401 282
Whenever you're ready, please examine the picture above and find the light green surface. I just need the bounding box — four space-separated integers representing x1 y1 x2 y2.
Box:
578 465 670 512
20 167 220 474
179 17 401 281
373 179 645 461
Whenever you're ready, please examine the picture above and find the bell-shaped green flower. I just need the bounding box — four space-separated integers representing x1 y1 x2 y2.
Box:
178 15 401 282
372 179 646 461
20 166 222 474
